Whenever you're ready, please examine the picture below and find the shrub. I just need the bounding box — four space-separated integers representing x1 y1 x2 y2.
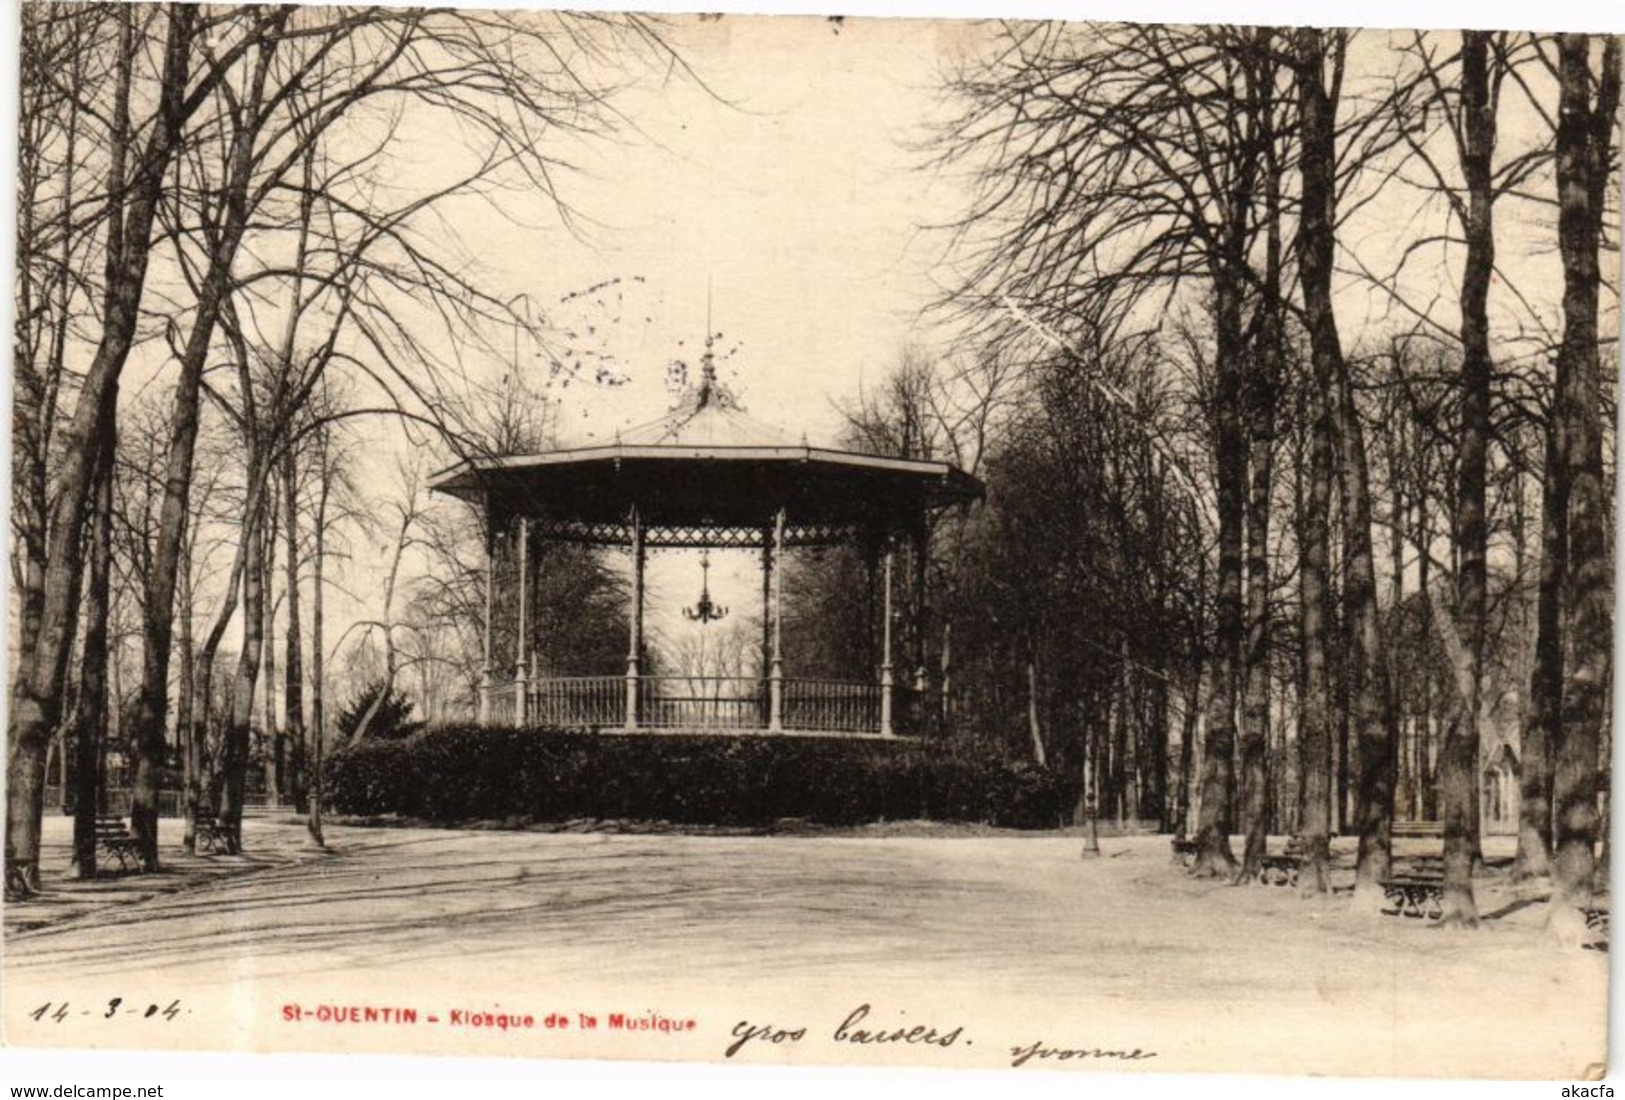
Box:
336 679 424 741
323 724 1067 830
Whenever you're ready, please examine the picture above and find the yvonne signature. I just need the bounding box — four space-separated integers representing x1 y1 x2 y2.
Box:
725 1002 1157 1067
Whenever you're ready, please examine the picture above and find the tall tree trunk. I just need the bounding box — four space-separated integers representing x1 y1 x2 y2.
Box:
1146 670 1169 827
1514 427 1563 881
1298 388 1337 893
1549 33 1618 938
261 498 281 806
1237 354 1277 880
1338 361 1397 905
177 552 197 852
1192 270 1248 877
1416 479 1437 821
129 26 276 871
1112 639 1132 821
190 510 256 838
1389 450 1408 815
284 449 307 812
308 437 330 848
1175 551 1206 837
1026 653 1047 768
220 500 266 853
1291 27 1350 894
1423 29 1498 923
1191 58 1261 875
1238 39 1281 881
73 432 116 877
7 5 193 894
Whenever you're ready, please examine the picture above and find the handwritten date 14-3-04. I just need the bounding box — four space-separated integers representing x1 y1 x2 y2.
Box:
29 998 185 1024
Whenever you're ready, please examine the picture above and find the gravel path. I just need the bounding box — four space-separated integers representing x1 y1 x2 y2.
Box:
3 820 1606 1078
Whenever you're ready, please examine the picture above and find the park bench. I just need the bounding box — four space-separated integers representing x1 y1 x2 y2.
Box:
1170 835 1197 867
194 813 230 854
1403 853 1444 877
1239 838 1308 886
5 860 32 900
95 815 142 872
1581 906 1609 952
1255 852 1300 887
1391 820 1444 840
1378 875 1444 919
1382 821 1445 917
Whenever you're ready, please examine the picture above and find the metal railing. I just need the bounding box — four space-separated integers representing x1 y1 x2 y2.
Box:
479 674 911 736
531 675 625 728
44 789 183 818
639 676 766 731
486 680 519 724
784 677 880 734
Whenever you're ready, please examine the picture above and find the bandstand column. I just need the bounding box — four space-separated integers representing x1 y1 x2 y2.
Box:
879 538 895 737
625 507 644 731
515 517 530 724
478 502 495 723
862 536 879 672
911 518 928 695
760 527 773 724
529 537 543 683
768 507 786 732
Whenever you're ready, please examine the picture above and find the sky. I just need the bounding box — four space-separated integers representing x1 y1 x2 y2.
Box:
286 10 1621 686
7 4 1618 694
416 13 975 449
341 14 986 665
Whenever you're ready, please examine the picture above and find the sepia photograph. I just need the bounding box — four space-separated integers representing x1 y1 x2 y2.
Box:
1 0 1619 1091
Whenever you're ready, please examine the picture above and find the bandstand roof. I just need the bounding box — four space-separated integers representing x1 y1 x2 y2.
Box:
428 357 983 543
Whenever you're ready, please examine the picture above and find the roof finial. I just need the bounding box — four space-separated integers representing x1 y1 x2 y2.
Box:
699 277 717 403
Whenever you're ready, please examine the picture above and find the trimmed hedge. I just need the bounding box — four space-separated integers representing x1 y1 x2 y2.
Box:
324 724 1066 830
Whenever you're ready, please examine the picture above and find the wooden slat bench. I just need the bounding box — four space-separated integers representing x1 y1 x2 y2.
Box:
95 815 142 872
4 860 34 900
1582 906 1609 952
1379 876 1444 919
1241 838 1310 886
1391 820 1445 840
1255 853 1301 887
194 814 230 854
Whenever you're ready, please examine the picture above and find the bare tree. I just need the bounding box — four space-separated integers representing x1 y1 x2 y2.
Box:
937 23 1293 875
8 6 208 890
107 6 687 864
1548 33 1619 940
1288 27 1356 896
71 405 118 877
347 460 428 744
282 434 307 808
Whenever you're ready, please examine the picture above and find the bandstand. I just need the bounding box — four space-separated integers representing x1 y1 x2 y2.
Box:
428 356 982 738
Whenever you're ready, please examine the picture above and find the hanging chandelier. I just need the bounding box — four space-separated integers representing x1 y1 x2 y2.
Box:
683 548 729 624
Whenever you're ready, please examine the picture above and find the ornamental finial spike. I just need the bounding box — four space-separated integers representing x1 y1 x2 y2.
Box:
700 335 716 403
699 277 717 404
